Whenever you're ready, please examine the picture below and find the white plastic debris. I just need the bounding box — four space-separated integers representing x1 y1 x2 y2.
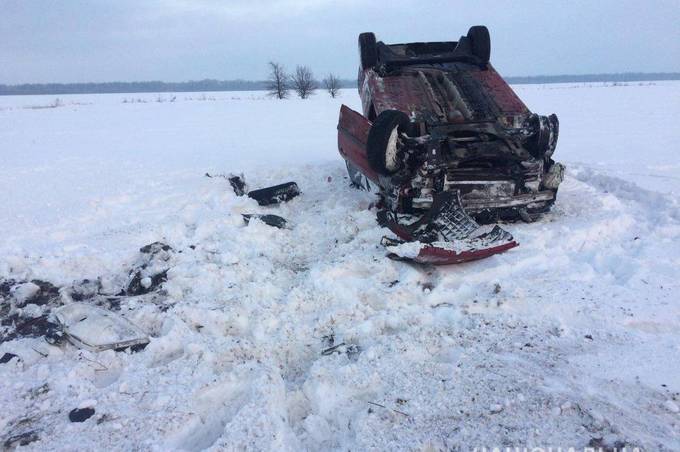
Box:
55 303 149 352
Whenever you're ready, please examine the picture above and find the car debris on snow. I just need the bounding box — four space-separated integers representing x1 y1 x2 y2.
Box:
337 25 563 264
0 352 19 363
228 173 248 196
242 213 289 229
320 342 361 358
247 181 301 206
218 172 302 205
139 241 173 254
125 242 173 296
54 303 149 352
126 270 168 296
0 242 173 348
0 279 64 345
320 334 361 361
69 407 96 423
3 430 40 449
379 192 517 264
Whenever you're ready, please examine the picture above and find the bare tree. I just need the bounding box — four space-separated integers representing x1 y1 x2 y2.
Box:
323 73 341 98
291 65 318 99
266 61 289 99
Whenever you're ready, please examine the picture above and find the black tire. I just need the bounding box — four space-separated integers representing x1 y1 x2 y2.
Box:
358 32 378 70
467 25 490 64
367 110 410 175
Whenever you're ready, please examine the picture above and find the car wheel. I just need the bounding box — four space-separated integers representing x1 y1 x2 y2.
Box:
526 114 559 158
358 32 378 70
467 26 490 64
367 110 410 175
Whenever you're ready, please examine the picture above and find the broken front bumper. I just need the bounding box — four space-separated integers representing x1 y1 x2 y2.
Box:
378 191 518 264
452 160 565 218
462 190 555 211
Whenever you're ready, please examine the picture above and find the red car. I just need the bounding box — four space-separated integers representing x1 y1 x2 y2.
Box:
338 26 563 264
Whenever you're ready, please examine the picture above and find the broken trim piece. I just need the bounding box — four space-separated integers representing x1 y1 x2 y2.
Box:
247 181 301 206
55 303 150 352
242 213 289 229
378 191 518 265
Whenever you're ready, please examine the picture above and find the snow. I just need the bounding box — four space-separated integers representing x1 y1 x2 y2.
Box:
665 400 680 414
385 240 424 258
1 82 680 450
11 282 40 305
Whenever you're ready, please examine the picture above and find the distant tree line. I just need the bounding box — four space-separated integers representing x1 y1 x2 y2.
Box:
266 62 341 99
0 80 268 96
505 72 680 85
1 72 678 96
0 78 355 96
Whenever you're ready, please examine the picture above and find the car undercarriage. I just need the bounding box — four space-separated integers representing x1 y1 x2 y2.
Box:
338 26 564 263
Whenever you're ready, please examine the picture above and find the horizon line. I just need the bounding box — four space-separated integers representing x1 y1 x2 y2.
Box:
2 71 680 87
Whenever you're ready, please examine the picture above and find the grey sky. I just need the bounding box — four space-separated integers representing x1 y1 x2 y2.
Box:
2 0 679 84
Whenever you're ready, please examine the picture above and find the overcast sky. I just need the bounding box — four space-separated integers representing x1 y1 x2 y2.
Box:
2 0 679 84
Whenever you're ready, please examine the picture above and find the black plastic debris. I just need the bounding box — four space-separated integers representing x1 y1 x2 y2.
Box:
321 342 346 356
125 242 173 296
228 174 248 196
69 407 95 423
242 214 288 229
45 327 65 346
139 242 173 254
127 269 168 296
3 430 39 449
115 342 148 353
1 314 63 345
1 277 65 345
0 352 18 363
1 278 15 299
248 182 300 206
321 342 361 361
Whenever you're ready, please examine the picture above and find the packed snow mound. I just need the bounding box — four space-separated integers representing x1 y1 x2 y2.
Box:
1 84 680 450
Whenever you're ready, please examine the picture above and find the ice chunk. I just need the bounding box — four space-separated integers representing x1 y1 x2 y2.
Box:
11 282 40 305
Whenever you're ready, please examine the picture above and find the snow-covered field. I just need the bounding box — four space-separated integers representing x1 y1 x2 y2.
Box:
1 82 679 450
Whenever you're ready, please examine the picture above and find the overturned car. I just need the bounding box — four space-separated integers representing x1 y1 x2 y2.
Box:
338 26 564 264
